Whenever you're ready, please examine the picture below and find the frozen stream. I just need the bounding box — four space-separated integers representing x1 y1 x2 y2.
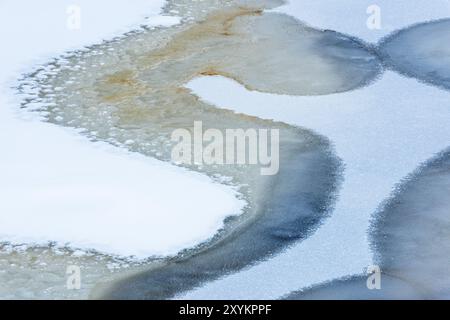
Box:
287 149 450 299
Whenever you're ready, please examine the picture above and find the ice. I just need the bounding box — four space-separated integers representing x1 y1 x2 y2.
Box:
2 0 449 300
178 0 450 300
94 128 339 299
183 71 450 299
0 0 245 260
145 15 182 28
0 0 245 298
380 19 450 91
273 0 450 43
372 149 450 298
287 149 450 299
25 1 387 298
284 275 422 300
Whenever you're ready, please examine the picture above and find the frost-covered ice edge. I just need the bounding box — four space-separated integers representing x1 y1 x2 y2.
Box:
2 0 449 300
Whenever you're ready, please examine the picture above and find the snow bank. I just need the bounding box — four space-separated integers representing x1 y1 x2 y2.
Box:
0 0 243 259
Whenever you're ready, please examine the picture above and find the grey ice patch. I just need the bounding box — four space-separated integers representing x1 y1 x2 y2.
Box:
283 274 422 300
379 19 450 91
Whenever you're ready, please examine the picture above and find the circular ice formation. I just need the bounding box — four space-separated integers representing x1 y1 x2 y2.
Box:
284 275 423 300
379 19 450 91
209 12 383 95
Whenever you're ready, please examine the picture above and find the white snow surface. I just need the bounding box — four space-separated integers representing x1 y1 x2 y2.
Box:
0 0 243 259
182 1 450 299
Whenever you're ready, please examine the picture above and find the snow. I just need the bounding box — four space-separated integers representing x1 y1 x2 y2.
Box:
182 1 450 299
0 0 244 259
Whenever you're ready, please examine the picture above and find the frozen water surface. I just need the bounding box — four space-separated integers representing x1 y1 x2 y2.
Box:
372 149 450 298
184 70 450 299
0 0 248 299
22 0 369 299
